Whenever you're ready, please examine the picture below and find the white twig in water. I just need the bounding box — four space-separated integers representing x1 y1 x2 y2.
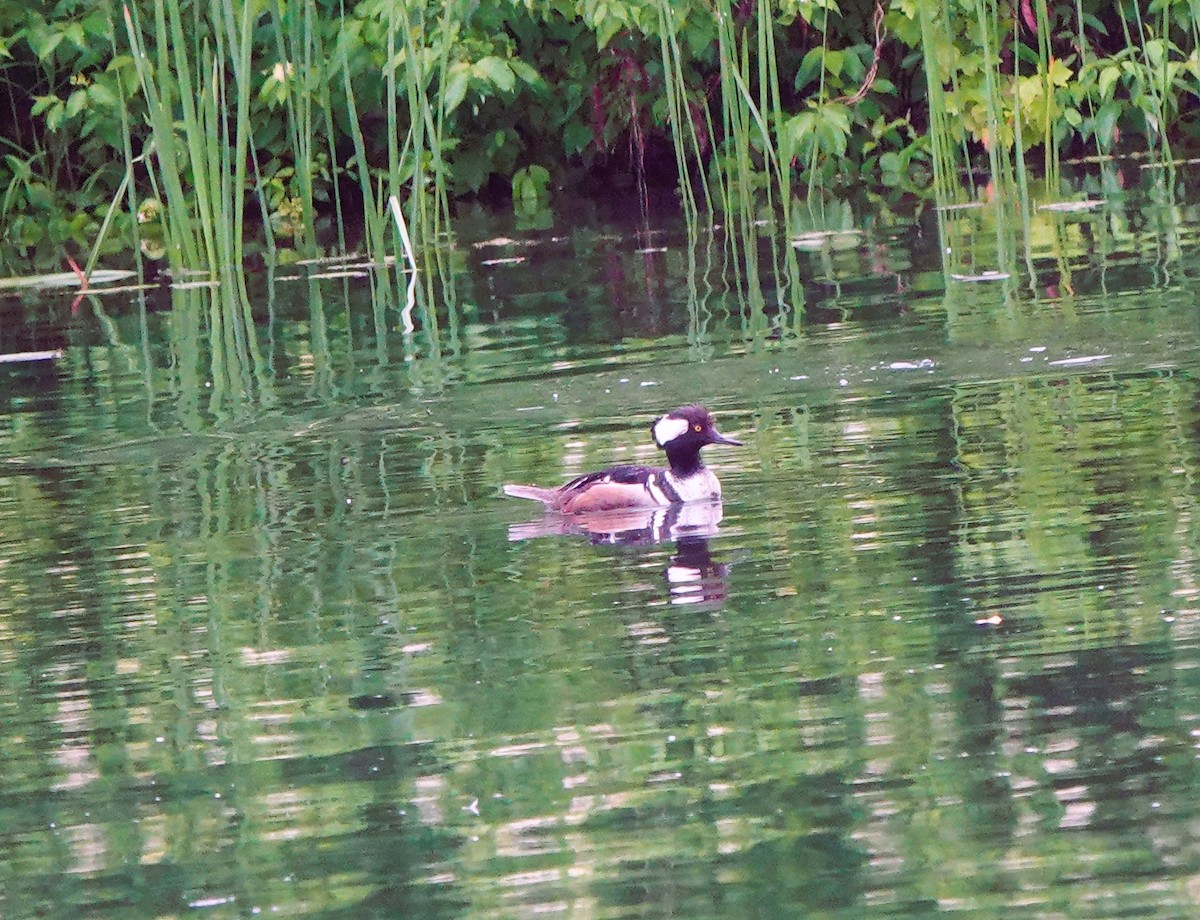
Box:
388 195 418 273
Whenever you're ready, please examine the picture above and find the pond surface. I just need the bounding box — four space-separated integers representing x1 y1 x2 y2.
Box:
2 174 1200 918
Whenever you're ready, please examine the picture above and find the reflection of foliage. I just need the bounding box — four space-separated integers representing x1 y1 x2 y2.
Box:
1 204 1200 915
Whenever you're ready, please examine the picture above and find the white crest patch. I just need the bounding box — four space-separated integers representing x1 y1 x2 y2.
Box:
653 415 689 446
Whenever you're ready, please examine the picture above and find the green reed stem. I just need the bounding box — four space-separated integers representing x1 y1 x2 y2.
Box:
122 4 199 268
916 3 961 205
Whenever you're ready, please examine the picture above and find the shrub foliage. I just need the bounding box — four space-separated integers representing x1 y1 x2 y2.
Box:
2 0 1199 265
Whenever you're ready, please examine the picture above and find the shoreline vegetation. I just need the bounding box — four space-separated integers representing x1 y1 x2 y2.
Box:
2 0 1199 280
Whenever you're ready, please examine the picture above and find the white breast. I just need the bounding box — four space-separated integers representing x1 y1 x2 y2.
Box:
665 468 722 503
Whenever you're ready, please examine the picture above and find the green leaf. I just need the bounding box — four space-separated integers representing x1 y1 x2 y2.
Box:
563 121 592 155
33 31 64 61
4 154 32 181
450 145 492 192
12 216 46 246
81 11 110 39
42 98 66 132
474 56 516 93
596 15 622 50
796 47 824 92
824 50 845 80
64 22 86 48
88 82 117 107
820 103 851 135
25 181 52 209
1095 101 1120 145
785 111 817 149
1018 74 1043 111
443 65 470 114
509 59 540 86
513 164 551 202
682 18 715 57
1145 39 1166 68
817 119 848 157
65 89 88 120
30 95 60 117
1098 65 1120 99
1048 58 1073 88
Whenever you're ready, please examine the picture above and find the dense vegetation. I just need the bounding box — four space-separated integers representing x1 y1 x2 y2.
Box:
2 0 1200 271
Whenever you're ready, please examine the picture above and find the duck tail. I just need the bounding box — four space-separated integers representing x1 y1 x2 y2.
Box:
502 484 561 506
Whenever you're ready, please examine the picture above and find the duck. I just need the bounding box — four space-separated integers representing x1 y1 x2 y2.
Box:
503 404 741 514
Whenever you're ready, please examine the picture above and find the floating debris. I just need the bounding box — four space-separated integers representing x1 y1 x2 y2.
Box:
1048 354 1111 366
170 279 220 290
950 270 1010 282
0 349 63 365
1139 157 1200 170
307 270 370 280
292 253 368 267
1038 200 1104 212
790 229 863 251
0 269 136 292
480 257 526 266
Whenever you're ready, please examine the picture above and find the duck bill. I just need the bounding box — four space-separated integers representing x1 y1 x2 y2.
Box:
708 429 742 446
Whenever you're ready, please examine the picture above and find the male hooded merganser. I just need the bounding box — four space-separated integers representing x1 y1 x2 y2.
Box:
503 404 741 514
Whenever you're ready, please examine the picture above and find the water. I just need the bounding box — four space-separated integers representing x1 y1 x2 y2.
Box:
1 181 1200 918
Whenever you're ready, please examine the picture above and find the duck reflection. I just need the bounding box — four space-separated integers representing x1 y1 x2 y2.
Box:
662 534 729 608
508 499 730 608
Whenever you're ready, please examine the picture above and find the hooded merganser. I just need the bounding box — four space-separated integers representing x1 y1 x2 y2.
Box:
503 404 741 514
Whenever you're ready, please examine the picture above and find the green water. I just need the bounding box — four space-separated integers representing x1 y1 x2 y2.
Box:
1 188 1199 918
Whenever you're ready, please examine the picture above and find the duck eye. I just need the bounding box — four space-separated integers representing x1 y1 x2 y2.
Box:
694 423 703 432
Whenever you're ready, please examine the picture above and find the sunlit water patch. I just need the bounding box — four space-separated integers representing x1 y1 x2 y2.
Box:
1 182 1200 918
